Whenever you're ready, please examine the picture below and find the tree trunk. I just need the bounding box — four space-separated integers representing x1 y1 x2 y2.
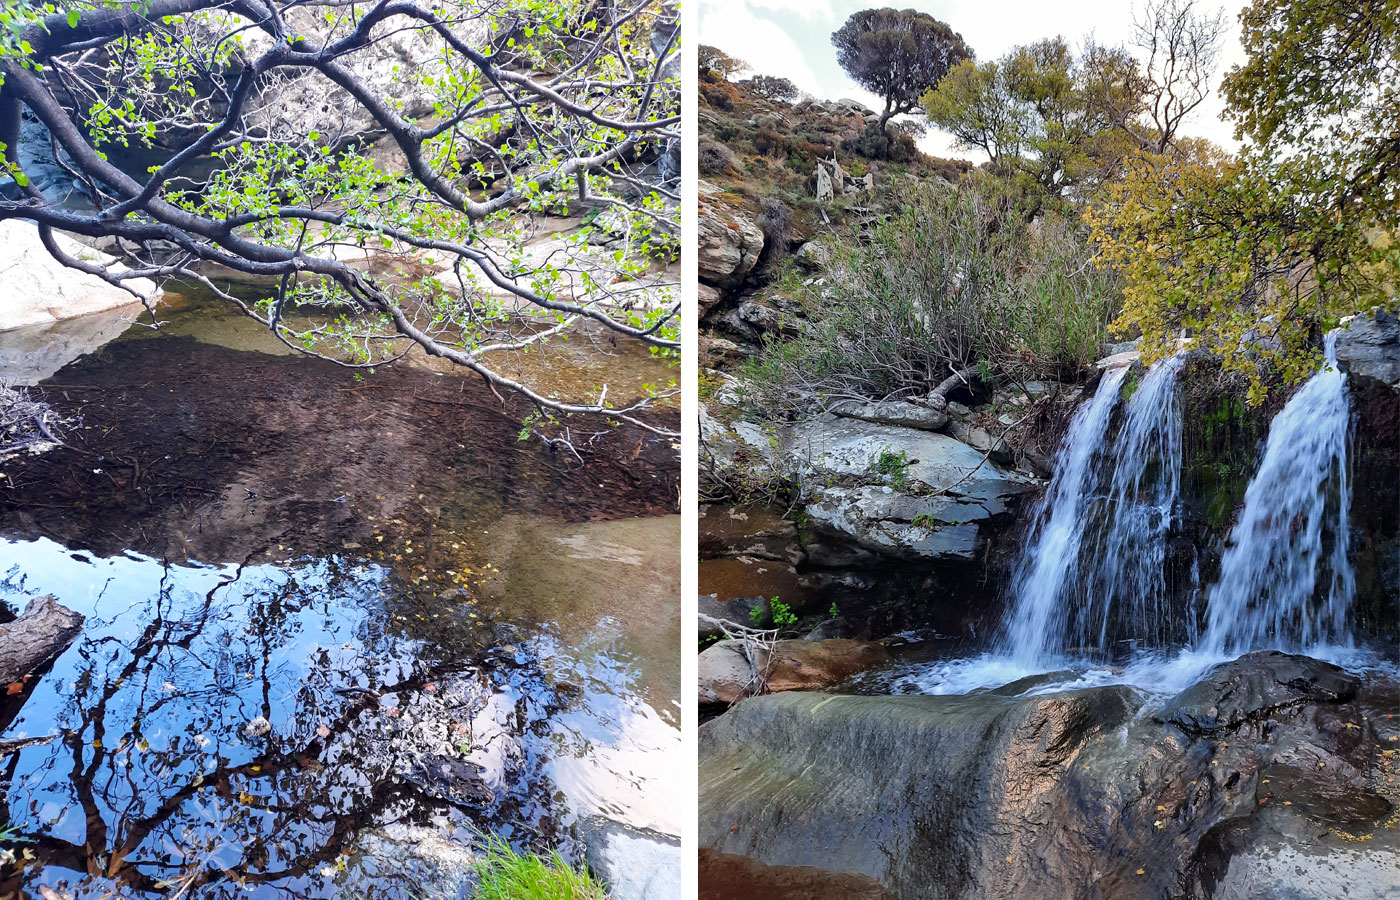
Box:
0 595 84 684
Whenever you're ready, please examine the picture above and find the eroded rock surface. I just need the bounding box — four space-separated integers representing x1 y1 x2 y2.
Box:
700 652 1400 900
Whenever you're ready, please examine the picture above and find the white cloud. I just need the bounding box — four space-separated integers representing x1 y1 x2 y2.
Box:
698 5 826 97
742 0 835 19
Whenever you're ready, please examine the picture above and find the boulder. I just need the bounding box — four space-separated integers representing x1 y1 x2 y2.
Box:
577 816 681 900
785 414 1038 504
698 282 725 317
698 181 765 287
804 486 989 561
0 221 155 331
794 240 832 271
699 407 779 479
1096 349 1141 369
829 399 948 432
1336 311 1400 389
699 653 1399 900
698 638 889 705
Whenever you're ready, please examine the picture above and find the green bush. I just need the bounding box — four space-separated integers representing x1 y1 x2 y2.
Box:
472 836 608 900
743 174 1118 413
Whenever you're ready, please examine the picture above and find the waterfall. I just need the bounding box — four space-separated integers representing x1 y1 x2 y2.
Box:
1077 354 1185 652
999 365 1127 667
1199 334 1354 656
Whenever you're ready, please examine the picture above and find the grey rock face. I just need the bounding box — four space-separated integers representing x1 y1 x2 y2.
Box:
781 414 1037 561
1335 311 1400 389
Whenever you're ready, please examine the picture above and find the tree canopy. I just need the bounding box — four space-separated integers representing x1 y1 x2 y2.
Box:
924 38 1140 196
831 7 970 140
0 0 681 439
1088 0 1399 400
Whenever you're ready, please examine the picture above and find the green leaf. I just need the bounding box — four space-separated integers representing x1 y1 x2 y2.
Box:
67 10 79 28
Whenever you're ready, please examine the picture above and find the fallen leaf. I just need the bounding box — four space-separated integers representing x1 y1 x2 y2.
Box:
316 725 331 738
6 682 23 695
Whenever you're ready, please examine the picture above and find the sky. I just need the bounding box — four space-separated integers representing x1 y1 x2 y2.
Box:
697 0 1249 160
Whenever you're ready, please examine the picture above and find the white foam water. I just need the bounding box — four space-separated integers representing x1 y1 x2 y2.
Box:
998 366 1128 667
1199 333 1355 656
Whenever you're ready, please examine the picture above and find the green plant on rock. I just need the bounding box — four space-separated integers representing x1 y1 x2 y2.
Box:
472 835 608 900
874 449 911 491
769 597 797 628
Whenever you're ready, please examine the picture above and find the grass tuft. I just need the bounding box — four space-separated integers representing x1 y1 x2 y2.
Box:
471 836 609 900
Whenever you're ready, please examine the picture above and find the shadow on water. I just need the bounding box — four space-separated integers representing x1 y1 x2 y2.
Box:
0 302 680 898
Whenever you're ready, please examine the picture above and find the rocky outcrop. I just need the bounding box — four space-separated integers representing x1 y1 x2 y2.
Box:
700 652 1400 900
699 180 765 287
783 414 1038 561
1336 311 1400 389
698 638 889 705
0 221 152 331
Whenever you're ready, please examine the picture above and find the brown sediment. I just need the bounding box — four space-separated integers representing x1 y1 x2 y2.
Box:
0 335 678 564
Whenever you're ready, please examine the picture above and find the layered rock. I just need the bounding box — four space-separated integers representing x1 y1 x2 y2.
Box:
698 180 764 288
700 652 1400 900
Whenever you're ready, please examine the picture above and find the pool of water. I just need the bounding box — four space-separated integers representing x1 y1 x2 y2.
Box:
0 300 680 898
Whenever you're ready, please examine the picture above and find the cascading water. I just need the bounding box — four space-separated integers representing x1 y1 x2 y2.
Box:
998 365 1127 667
1199 333 1355 657
1077 354 1185 652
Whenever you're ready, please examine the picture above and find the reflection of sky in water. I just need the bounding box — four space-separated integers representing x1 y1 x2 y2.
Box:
0 532 678 898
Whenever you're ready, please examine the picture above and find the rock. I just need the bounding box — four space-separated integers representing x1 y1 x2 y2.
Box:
794 240 832 271
804 486 989 561
699 594 769 636
804 617 854 641
698 282 725 317
1156 649 1359 735
244 716 272 737
700 653 1398 900
785 414 1038 503
781 415 1037 561
698 181 765 287
698 638 889 705
814 163 835 204
843 172 874 196
829 399 948 432
946 420 1012 464
410 755 494 805
577 817 681 900
1335 311 1400 388
0 221 156 331
1096 349 1140 369
700 335 748 368
699 407 779 480
0 595 84 684
731 295 803 338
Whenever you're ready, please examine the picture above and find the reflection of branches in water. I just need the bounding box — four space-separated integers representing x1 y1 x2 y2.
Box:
0 557 577 898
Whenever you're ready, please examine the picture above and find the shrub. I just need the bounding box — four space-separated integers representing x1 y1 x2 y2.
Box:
698 137 738 175
753 127 791 158
742 175 1119 413
701 80 742 110
739 74 800 102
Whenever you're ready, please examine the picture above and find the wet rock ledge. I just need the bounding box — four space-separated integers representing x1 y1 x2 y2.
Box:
699 651 1400 900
